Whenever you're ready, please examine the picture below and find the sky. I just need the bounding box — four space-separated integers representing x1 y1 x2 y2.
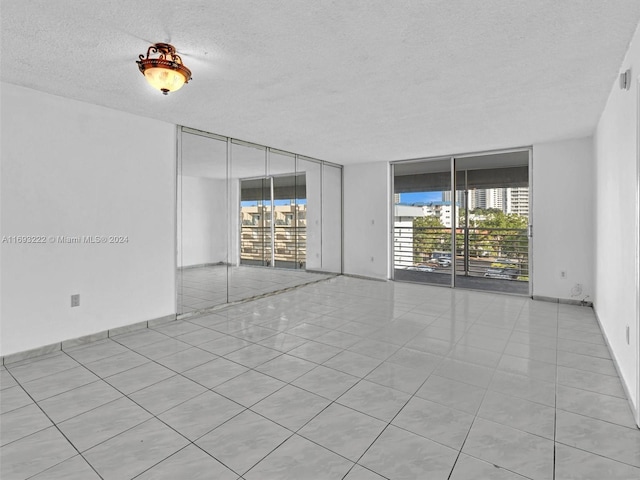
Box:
397 192 443 204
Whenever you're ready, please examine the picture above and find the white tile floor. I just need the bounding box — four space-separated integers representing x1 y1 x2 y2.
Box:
1 276 639 479
179 265 335 313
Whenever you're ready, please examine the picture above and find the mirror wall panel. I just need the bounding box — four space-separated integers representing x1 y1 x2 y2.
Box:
297 158 322 271
177 127 342 315
177 131 228 314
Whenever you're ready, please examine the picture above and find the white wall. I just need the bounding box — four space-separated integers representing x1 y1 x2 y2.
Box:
593 22 640 422
531 137 594 302
0 83 176 356
177 176 226 267
343 161 389 279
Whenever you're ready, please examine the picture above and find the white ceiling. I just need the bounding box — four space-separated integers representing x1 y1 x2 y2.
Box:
2 0 640 164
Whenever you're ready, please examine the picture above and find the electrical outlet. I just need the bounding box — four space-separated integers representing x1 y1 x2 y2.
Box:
71 294 80 307
560 270 567 279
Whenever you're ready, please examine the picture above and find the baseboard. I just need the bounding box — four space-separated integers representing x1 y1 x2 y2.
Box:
593 307 640 429
343 273 389 282
178 262 226 270
1 313 177 365
532 295 593 307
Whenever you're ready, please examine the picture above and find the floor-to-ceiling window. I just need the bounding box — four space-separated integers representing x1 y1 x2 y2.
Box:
392 150 531 295
177 127 342 315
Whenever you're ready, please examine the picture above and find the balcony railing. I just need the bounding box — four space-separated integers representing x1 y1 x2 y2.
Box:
241 225 306 264
394 226 529 281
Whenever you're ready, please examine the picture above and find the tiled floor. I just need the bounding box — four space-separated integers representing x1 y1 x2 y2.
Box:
2 276 639 479
178 264 335 313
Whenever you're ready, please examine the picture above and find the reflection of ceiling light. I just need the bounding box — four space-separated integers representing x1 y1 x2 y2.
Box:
136 43 192 95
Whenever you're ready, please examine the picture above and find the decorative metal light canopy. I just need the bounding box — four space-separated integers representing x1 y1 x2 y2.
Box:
136 43 192 95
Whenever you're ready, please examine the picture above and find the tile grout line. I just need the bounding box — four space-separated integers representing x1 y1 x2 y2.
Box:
1 366 106 480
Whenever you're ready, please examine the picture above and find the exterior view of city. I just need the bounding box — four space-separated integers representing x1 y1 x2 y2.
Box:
394 187 530 283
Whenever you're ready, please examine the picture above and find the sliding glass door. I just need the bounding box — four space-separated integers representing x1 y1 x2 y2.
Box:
392 150 531 295
240 177 272 267
453 152 530 294
240 174 307 269
393 158 454 286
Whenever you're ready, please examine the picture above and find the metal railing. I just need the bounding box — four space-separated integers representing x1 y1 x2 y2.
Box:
394 226 529 281
241 225 306 266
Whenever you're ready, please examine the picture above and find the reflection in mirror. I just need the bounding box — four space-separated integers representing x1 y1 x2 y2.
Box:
298 158 322 271
177 129 342 314
177 131 228 314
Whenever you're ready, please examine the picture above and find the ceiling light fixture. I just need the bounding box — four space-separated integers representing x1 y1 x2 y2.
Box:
136 43 192 95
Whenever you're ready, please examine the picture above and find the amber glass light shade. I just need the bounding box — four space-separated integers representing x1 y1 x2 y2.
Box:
137 43 192 95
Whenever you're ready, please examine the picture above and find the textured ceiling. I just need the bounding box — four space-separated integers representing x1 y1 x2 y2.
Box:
2 0 640 164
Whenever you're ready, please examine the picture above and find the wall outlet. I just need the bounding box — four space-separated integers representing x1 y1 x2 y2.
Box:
71 294 80 307
560 270 567 279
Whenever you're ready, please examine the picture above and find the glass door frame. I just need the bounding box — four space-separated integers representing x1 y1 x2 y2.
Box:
390 147 533 296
